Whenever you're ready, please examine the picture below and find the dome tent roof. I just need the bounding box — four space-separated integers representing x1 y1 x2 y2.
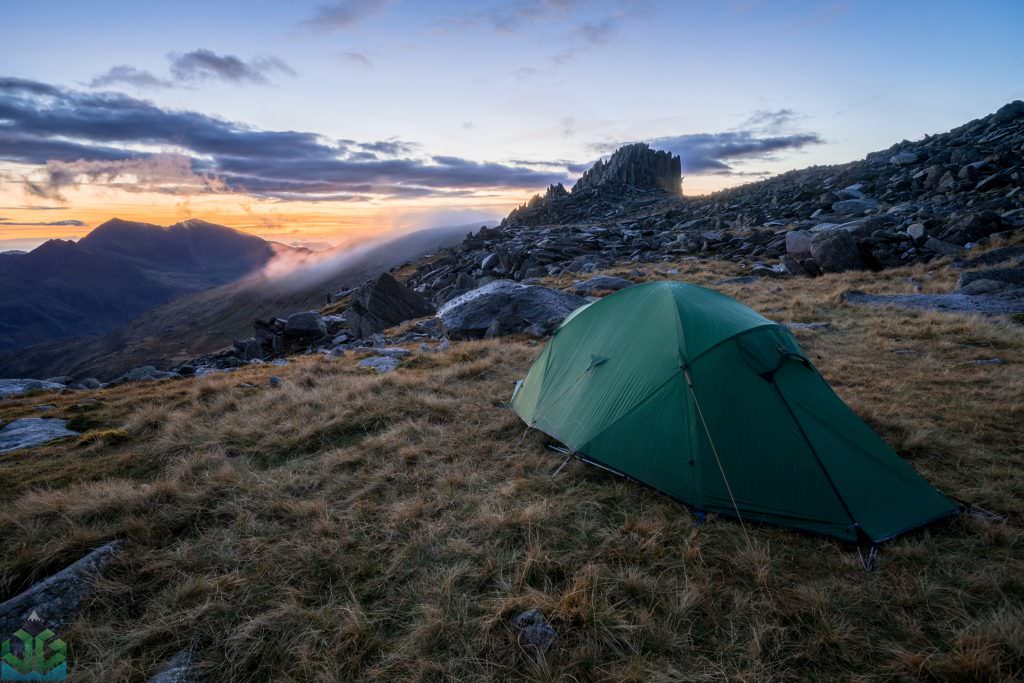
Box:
511 281 957 543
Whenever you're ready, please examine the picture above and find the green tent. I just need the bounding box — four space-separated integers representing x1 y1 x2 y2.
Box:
511 281 957 543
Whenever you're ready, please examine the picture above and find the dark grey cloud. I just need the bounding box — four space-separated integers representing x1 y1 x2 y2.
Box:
643 131 824 174
90 65 174 89
0 78 572 202
169 50 296 85
0 219 86 227
89 51 295 90
303 0 388 31
592 111 824 175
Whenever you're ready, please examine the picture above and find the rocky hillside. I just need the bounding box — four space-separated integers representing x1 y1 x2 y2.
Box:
401 101 1023 304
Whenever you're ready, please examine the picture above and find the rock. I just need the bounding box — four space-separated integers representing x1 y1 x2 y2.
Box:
0 541 122 637
0 418 79 453
44 376 73 385
233 338 264 361
269 376 282 388
78 377 102 390
810 230 864 272
958 279 1006 295
906 223 926 241
751 264 787 278
940 212 1003 244
889 151 919 165
147 649 195 683
357 356 401 373
0 379 66 399
831 198 879 215
965 358 1006 366
572 143 681 195
843 288 1024 316
923 237 961 257
513 609 556 652
785 230 813 257
284 311 327 338
957 246 1024 268
346 273 435 339
437 280 587 339
568 275 634 295
111 366 175 385
959 267 1024 290
785 321 831 331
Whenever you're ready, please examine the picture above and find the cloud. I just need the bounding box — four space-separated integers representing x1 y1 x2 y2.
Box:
88 51 295 90
593 111 824 175
0 219 86 227
303 0 388 31
169 50 295 85
340 51 372 67
90 65 174 89
0 78 572 202
644 131 823 174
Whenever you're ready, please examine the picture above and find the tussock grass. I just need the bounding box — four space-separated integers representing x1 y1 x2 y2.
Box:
0 257 1022 681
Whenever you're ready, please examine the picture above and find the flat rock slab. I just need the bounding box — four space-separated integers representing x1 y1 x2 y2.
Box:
357 356 401 373
0 540 122 637
843 288 1024 316
0 418 79 454
0 379 66 399
438 280 587 339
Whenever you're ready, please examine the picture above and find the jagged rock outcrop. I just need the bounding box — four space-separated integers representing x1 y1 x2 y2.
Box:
573 143 681 195
503 143 683 227
345 273 436 338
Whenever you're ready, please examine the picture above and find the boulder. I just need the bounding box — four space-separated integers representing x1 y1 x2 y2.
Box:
923 237 961 257
356 356 401 373
0 541 122 637
785 230 813 258
906 223 926 242
0 379 66 399
959 267 1024 290
284 311 327 338
111 366 176 385
437 280 587 339
831 198 879 215
809 230 865 272
0 418 78 454
568 275 634 296
346 273 435 339
939 212 1003 245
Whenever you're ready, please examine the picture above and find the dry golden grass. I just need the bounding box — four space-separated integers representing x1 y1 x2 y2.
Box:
1 254 1022 682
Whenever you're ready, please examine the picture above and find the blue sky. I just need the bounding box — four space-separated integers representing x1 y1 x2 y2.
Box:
1 1 1022 249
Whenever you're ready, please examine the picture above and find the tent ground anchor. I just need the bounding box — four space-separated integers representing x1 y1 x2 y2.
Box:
857 544 879 572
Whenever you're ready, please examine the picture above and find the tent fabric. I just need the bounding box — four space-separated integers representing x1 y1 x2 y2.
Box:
510 281 958 543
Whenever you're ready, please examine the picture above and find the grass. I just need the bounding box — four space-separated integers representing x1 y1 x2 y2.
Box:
0 253 1022 682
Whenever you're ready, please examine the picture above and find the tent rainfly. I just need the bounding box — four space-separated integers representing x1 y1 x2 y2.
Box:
510 281 958 543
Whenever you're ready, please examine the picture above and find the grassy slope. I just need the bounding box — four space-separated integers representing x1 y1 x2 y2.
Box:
1 251 1022 682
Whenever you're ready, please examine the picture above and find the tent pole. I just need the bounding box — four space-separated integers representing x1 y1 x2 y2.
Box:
683 366 754 554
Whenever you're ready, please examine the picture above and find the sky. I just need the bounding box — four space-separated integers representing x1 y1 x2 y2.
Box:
1 0 1023 251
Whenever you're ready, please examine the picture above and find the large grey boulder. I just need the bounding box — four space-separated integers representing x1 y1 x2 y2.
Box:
284 311 327 338
0 379 65 399
0 418 78 454
437 280 586 339
785 230 813 258
0 541 122 637
346 273 435 339
810 230 865 273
